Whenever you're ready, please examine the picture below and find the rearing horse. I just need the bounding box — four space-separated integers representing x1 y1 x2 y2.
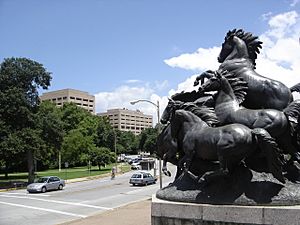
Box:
170 109 285 185
194 29 300 110
199 71 300 162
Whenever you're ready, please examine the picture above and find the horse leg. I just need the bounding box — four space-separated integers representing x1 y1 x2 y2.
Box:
162 153 171 176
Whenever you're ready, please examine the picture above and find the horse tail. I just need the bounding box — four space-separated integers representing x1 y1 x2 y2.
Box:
290 83 300 93
252 128 285 183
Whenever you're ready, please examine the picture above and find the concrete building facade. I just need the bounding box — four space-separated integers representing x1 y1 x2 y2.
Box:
40 88 95 114
98 108 153 135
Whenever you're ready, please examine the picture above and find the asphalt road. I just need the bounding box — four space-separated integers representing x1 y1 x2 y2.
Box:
0 165 176 225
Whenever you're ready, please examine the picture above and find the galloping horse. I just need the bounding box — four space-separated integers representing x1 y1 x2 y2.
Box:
170 109 285 185
194 29 300 110
199 71 300 162
157 99 219 178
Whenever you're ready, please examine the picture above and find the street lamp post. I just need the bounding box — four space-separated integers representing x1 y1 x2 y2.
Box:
130 99 163 189
114 130 117 173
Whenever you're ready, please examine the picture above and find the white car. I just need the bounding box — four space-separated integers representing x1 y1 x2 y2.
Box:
131 162 141 170
27 176 65 193
129 172 157 186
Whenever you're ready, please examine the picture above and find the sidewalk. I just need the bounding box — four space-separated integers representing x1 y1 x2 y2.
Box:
60 198 152 225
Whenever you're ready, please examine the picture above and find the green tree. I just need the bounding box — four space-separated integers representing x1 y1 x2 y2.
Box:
118 131 139 154
61 103 90 132
0 58 51 183
95 116 114 149
61 129 95 166
90 147 114 170
35 101 64 169
139 127 158 154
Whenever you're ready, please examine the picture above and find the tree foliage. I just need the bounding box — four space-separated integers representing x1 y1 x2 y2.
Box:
0 57 156 181
0 58 52 183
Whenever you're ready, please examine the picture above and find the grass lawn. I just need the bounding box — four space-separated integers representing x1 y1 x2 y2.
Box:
0 163 131 188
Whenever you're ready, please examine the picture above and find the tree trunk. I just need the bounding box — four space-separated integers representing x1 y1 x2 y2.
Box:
4 160 8 179
27 150 35 184
98 164 101 171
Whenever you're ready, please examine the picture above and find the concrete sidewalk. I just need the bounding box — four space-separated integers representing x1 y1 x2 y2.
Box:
60 199 152 225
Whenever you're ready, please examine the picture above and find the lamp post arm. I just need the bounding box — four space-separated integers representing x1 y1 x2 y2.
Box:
130 99 158 108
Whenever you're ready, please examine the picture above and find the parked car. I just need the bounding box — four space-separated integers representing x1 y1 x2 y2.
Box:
27 176 65 193
128 157 142 165
129 172 156 186
131 162 141 170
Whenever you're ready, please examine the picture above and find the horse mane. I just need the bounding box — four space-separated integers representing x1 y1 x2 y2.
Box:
225 28 263 67
220 71 248 104
171 90 212 102
174 101 220 126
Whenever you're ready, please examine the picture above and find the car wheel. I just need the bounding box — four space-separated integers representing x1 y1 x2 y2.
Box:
58 184 63 190
41 186 47 193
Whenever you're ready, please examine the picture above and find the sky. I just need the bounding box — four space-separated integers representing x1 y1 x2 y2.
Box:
0 0 300 124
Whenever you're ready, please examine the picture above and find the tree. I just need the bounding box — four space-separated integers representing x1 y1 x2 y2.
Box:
139 127 158 154
95 116 114 149
0 58 51 183
117 131 139 154
35 101 64 169
61 103 90 133
61 129 95 166
90 147 114 170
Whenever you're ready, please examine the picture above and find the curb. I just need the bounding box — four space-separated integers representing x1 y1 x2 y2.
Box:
0 171 128 192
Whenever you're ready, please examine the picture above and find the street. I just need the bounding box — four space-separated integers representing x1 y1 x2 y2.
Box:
0 165 176 225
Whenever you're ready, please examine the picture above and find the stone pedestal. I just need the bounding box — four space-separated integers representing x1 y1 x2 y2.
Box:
151 195 300 225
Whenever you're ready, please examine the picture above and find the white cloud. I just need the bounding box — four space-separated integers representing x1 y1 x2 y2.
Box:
164 47 220 72
125 79 142 84
261 12 273 21
290 0 300 7
155 80 169 91
266 11 298 39
95 85 154 113
95 84 166 125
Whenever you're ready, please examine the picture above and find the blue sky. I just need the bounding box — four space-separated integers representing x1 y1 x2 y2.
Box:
0 0 300 123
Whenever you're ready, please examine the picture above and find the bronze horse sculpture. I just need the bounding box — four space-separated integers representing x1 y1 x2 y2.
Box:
157 99 218 178
194 29 300 110
199 71 300 163
165 104 285 185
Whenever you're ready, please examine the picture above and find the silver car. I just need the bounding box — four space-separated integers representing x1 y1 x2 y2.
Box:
129 172 156 186
27 176 65 193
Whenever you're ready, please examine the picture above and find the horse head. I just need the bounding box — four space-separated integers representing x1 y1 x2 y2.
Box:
218 29 262 66
199 71 224 93
160 98 183 124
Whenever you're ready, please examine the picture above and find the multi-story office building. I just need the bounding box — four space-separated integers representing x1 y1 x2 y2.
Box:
98 108 153 135
40 88 95 114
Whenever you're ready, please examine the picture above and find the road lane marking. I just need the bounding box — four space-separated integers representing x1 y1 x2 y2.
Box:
0 201 87 218
4 192 51 197
0 194 112 210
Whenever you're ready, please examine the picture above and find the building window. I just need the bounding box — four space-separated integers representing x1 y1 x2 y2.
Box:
70 96 75 99
76 97 82 100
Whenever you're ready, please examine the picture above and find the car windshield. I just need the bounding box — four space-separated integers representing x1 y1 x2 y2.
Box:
131 174 142 178
36 177 48 183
